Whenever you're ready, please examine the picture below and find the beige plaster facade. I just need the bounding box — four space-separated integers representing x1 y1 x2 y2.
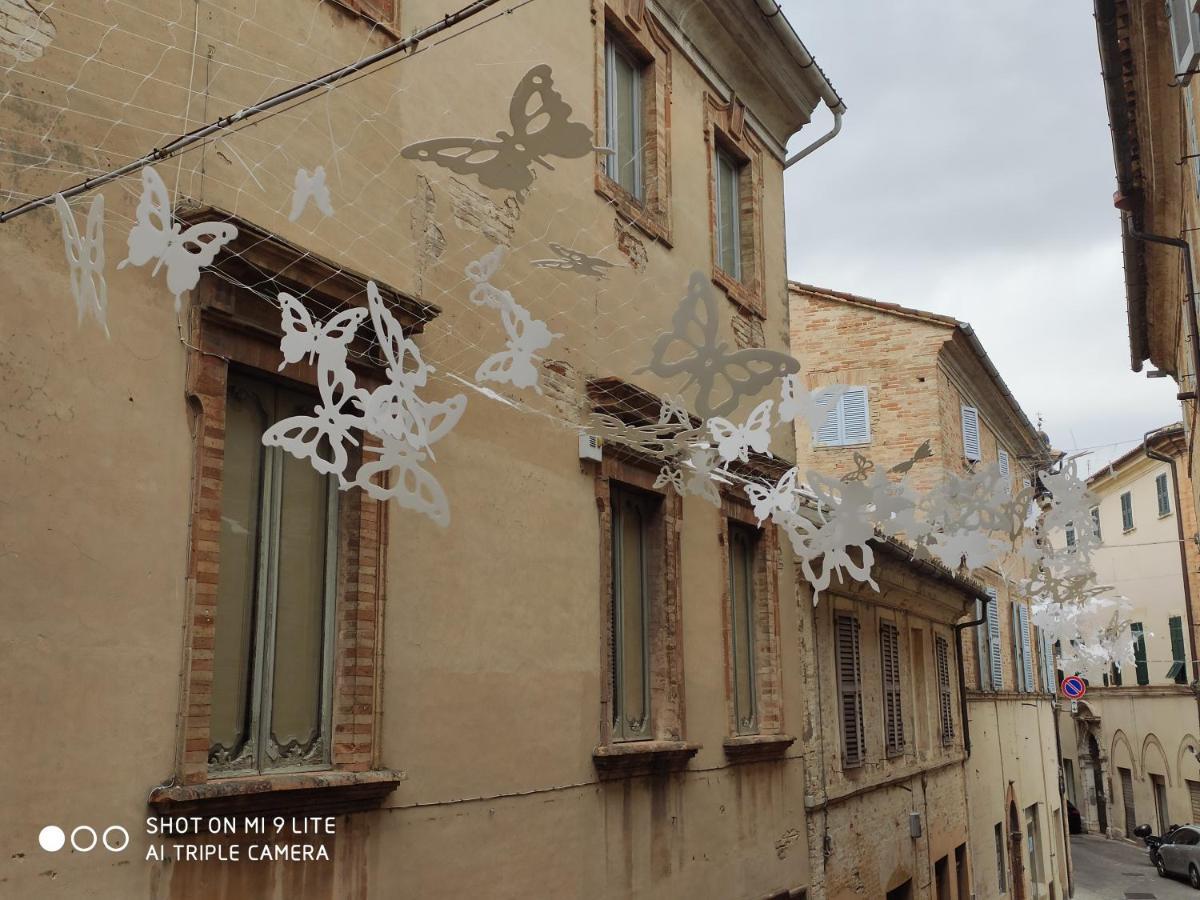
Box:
789 284 1069 900
1053 426 1200 845
0 1 854 898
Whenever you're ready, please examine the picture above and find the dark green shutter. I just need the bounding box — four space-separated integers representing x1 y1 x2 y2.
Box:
1169 616 1188 684
1133 623 1149 686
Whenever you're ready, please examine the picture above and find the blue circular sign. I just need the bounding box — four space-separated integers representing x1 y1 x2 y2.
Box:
1061 676 1086 699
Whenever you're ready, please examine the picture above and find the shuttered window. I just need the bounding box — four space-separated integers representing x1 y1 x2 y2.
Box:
1039 628 1055 694
835 615 865 768
961 405 981 461
975 597 990 691
1121 491 1134 531
998 447 1010 479
1169 615 1188 684
814 386 871 447
987 589 1002 690
1167 0 1200 81
1132 622 1149 686
1011 602 1024 692
1090 506 1102 542
1157 472 1172 517
880 621 905 756
1065 522 1076 548
935 636 954 744
1018 605 1034 692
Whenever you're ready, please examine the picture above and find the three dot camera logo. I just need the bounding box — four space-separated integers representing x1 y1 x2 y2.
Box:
39 824 129 853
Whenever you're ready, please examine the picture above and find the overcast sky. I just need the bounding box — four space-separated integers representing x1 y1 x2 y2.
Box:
778 0 1181 474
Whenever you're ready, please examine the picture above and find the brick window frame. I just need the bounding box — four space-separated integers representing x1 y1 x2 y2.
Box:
586 378 695 777
719 496 794 763
704 92 766 317
330 0 399 33
593 0 673 245
150 213 434 813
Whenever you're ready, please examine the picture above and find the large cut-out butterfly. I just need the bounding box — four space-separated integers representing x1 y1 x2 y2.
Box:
118 165 238 311
708 398 775 464
640 272 800 419
53 193 109 337
531 243 617 279
262 357 367 483
353 443 451 528
277 292 367 371
401 65 594 202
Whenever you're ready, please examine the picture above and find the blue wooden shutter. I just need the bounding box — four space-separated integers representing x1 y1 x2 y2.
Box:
987 590 1002 690
1018 605 1034 692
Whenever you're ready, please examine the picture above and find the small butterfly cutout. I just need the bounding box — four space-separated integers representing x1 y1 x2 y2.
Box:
531 243 617 278
654 465 685 494
289 166 334 221
53 193 109 337
744 468 799 525
118 165 238 311
277 292 367 371
708 399 775 464
401 65 594 203
640 272 800 419
475 301 559 394
778 376 851 433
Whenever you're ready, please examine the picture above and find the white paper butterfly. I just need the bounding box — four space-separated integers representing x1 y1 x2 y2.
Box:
53 193 109 337
362 281 467 454
709 399 774 463
118 165 238 311
262 356 367 483
744 467 799 524
475 301 559 394
465 246 515 311
353 443 451 528
289 166 334 222
778 376 850 432
277 292 367 371
682 448 722 507
654 465 685 494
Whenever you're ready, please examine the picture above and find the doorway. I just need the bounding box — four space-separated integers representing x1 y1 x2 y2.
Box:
885 880 912 900
1009 800 1027 900
1088 734 1107 833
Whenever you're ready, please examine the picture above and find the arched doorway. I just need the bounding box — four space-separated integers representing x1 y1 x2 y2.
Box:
1009 799 1026 900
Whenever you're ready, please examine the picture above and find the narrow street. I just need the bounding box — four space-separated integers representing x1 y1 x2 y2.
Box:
1072 834 1197 899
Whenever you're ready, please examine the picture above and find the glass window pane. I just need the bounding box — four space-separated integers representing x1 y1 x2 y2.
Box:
269 424 333 765
717 151 741 278
730 527 756 733
614 493 650 738
210 378 269 765
607 41 642 198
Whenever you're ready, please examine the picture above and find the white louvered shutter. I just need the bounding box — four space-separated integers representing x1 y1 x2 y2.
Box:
836 615 865 767
841 387 870 445
814 391 842 446
1168 0 1200 81
998 448 1011 492
1039 628 1055 694
961 405 981 461
1011 601 1023 691
1018 605 1034 692
935 636 954 744
987 589 1002 690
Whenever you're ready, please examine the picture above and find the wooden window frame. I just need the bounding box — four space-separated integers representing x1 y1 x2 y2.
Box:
592 451 695 776
704 92 766 317
720 498 793 762
151 212 432 811
594 1 673 244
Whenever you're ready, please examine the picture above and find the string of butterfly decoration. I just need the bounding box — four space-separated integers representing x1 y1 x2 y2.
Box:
39 59 1133 669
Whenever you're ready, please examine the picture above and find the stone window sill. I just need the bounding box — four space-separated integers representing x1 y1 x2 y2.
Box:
723 733 794 764
147 769 405 818
592 741 699 779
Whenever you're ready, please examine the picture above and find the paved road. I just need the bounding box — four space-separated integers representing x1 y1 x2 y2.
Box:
1072 833 1197 899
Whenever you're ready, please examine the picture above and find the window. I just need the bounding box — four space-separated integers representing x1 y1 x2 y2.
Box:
1169 615 1189 684
880 621 904 756
1012 603 1033 692
1063 758 1077 806
976 588 1002 691
1157 472 1172 517
714 146 744 280
1121 491 1134 531
815 386 870 447
1064 522 1076 548
604 35 643 200
998 447 1011 486
728 523 757 734
1154 774 1169 836
935 635 954 744
835 614 865 767
994 822 1008 893
208 374 339 774
1167 0 1200 81
610 486 656 740
961 405 981 461
1090 506 1102 542
1132 622 1149 686
1120 767 1136 836
1110 662 1123 686
1037 626 1055 694
1186 89 1200 198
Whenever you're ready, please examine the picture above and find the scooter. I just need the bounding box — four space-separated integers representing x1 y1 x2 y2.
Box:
1134 823 1180 866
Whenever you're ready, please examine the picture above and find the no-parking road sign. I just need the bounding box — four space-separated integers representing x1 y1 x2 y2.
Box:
1061 675 1086 699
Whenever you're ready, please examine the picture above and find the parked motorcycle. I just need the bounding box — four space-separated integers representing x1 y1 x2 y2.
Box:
1134 823 1181 866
